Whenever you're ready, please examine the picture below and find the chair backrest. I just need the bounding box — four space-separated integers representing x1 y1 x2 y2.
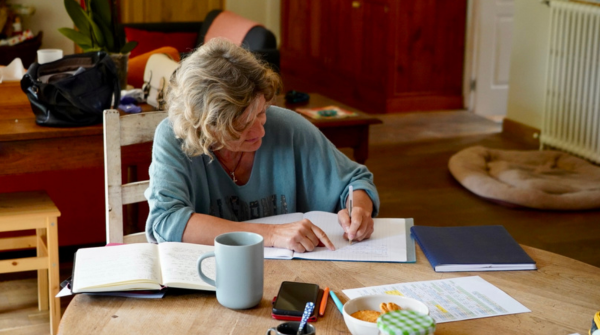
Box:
199 10 280 71
103 109 167 244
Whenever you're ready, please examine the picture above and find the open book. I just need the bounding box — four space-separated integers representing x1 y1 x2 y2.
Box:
245 211 415 263
72 242 216 294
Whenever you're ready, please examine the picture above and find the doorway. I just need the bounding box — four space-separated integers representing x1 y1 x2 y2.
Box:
465 0 515 119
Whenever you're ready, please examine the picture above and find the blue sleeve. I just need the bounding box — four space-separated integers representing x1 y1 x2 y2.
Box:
144 119 196 243
269 107 380 216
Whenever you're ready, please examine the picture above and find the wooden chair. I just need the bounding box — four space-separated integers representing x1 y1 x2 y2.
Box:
0 191 61 335
103 109 167 244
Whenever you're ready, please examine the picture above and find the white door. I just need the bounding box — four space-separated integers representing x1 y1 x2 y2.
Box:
471 0 515 117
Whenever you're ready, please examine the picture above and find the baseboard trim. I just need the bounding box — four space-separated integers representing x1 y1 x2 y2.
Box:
502 118 541 147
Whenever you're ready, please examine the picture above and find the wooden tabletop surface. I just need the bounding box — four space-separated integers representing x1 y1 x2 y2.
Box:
58 244 600 335
273 93 383 128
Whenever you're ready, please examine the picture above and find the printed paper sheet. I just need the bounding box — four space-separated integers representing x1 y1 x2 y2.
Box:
343 276 530 323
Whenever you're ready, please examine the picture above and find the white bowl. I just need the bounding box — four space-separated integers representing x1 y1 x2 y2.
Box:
342 294 430 335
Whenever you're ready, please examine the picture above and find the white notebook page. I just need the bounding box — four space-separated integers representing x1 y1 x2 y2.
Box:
73 243 162 292
158 242 216 291
299 213 407 262
246 211 407 262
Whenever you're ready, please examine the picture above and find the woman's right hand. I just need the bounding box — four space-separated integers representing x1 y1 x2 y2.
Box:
266 219 335 253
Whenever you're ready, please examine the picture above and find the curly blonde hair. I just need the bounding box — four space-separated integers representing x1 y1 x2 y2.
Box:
167 38 282 158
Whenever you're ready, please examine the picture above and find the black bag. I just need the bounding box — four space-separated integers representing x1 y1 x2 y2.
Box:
20 51 121 127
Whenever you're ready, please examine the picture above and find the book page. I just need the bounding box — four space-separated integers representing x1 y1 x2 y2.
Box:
244 213 304 259
157 242 216 291
343 276 530 323
73 244 162 293
298 212 407 262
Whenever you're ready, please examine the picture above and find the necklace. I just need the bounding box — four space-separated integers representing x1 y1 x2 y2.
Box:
216 151 244 183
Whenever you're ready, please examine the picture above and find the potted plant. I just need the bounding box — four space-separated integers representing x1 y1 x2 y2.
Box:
58 0 137 88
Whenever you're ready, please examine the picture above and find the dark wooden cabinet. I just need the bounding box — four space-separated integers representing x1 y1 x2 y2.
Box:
280 0 467 113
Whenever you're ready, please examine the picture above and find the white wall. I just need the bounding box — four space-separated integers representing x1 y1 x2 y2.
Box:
505 0 551 129
226 0 281 46
13 0 75 55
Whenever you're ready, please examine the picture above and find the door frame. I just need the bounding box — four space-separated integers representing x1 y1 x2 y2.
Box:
463 0 477 113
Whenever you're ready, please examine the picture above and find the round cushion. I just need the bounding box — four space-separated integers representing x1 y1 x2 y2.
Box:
448 146 600 210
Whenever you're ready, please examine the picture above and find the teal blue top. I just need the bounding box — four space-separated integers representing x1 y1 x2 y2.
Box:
144 106 380 243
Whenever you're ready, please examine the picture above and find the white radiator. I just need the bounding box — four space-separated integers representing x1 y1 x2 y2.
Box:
542 0 600 163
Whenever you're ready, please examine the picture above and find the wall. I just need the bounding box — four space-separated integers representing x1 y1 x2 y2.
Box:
226 0 281 46
505 0 551 128
12 0 75 55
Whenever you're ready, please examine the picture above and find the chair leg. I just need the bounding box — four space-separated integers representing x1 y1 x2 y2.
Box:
47 217 60 335
36 228 49 311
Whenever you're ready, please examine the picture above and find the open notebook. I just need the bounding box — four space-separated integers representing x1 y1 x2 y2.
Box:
245 211 415 263
70 242 216 294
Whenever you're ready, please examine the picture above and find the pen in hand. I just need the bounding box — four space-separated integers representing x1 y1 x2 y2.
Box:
348 185 353 245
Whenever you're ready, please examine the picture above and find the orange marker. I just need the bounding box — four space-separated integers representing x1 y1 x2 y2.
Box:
319 287 330 316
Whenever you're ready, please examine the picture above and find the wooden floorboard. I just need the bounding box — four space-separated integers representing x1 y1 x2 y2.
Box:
361 111 600 268
1 110 599 334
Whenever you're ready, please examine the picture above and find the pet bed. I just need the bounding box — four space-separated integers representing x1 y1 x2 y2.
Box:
448 146 600 210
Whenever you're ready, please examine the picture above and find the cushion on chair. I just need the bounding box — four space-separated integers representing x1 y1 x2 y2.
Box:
197 10 279 71
203 10 262 46
448 146 600 210
127 47 181 89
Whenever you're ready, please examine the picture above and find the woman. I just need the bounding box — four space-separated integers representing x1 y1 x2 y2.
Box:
145 38 380 252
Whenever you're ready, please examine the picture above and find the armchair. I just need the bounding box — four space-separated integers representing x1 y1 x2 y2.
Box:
200 10 279 71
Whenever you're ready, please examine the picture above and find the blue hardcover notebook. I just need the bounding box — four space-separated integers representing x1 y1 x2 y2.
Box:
411 225 536 272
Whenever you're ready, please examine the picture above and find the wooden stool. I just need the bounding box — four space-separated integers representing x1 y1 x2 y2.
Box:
0 191 61 335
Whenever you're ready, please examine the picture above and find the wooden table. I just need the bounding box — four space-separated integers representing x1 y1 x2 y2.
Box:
0 84 144 177
274 93 383 164
57 245 600 335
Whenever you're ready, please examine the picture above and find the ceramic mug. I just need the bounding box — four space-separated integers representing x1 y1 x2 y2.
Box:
266 321 316 335
197 232 264 309
37 49 63 64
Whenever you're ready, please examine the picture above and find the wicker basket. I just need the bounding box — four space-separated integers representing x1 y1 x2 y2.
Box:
0 31 43 69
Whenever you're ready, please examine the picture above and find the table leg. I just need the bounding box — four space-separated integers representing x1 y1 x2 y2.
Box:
47 216 60 335
353 127 370 164
36 228 49 311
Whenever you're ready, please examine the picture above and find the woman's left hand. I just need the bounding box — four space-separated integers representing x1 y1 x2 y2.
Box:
337 189 374 242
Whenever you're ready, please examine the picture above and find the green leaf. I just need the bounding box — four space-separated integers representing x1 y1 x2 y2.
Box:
84 11 105 47
58 27 93 48
94 15 115 51
90 0 111 26
64 0 90 36
120 41 138 54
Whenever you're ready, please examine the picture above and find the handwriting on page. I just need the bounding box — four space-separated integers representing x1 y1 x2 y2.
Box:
301 213 407 262
74 244 161 290
158 243 215 286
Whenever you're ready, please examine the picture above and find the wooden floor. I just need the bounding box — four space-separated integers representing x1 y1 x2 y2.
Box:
360 111 600 268
1 110 599 334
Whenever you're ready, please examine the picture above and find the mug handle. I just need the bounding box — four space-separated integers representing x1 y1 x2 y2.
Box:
265 327 277 335
197 252 216 287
